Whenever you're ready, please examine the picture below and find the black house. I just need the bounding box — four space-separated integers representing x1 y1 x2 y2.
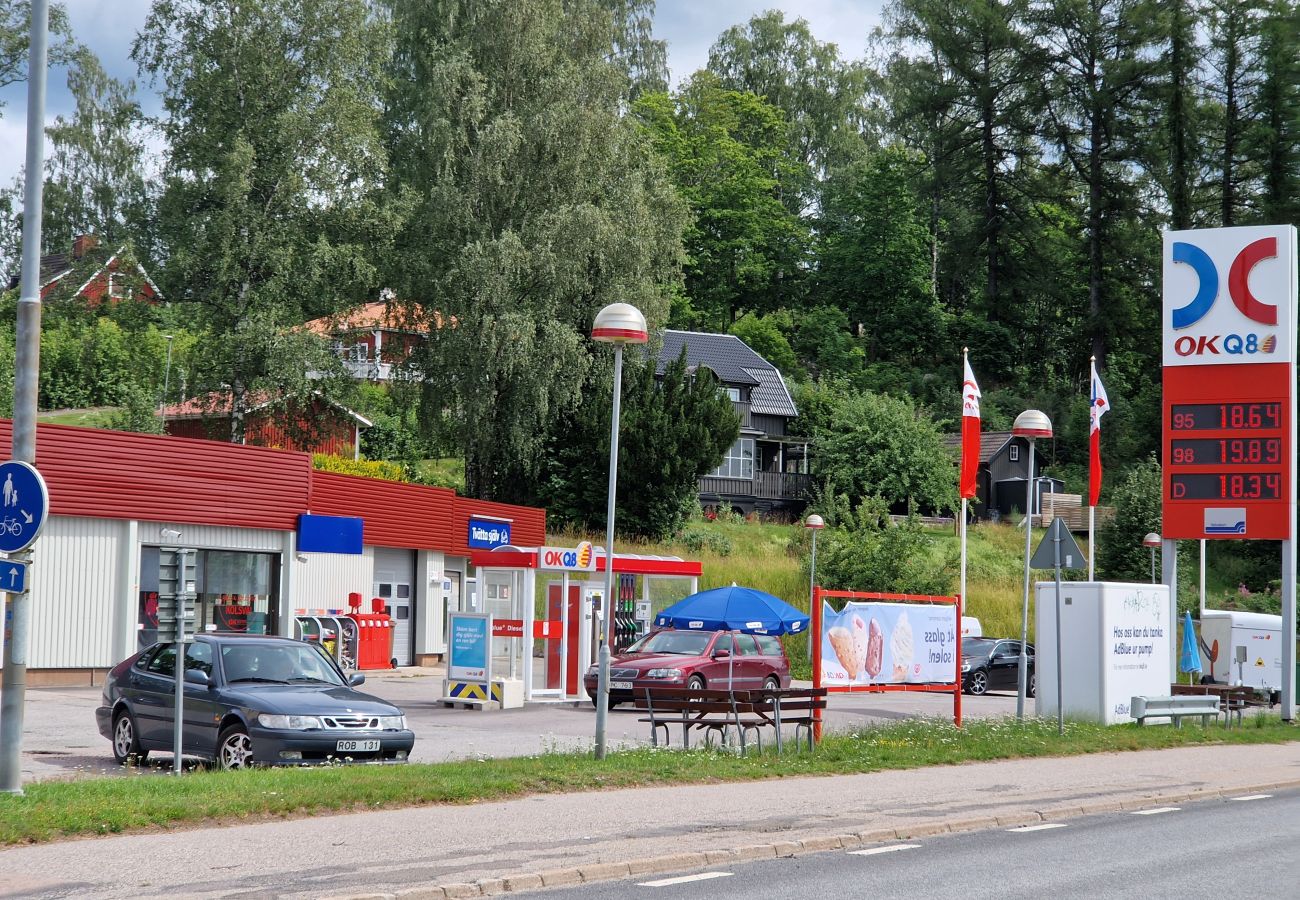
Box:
941 430 1064 521
657 330 810 518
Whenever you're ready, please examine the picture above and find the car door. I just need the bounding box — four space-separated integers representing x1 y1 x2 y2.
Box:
731 634 762 689
182 641 223 756
755 635 787 686
703 633 738 688
133 644 179 747
989 641 1022 690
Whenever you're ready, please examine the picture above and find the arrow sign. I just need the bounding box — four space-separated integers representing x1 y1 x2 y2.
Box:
1030 517 1088 570
20 509 31 524
2 562 28 595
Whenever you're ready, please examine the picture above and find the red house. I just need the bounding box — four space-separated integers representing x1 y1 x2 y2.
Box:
5 233 162 306
303 296 430 381
162 390 371 458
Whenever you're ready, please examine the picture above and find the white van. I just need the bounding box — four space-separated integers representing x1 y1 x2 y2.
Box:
961 616 983 638
1198 610 1282 690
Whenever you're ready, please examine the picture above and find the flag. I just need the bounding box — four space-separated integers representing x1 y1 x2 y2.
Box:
1089 368 1110 506
960 357 981 499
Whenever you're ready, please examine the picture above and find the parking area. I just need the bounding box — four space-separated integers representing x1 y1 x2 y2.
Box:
14 669 1019 783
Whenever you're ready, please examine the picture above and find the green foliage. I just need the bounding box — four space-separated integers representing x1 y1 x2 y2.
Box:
1095 457 1162 582
727 312 800 378
811 500 956 595
105 385 163 434
676 528 734 557
803 379 956 513
311 454 407 483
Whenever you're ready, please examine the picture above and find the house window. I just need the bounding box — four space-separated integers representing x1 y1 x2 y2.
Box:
1009 444 1019 462
724 387 741 402
108 273 128 301
710 437 754 479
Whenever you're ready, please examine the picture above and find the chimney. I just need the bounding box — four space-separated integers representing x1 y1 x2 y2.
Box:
72 233 100 259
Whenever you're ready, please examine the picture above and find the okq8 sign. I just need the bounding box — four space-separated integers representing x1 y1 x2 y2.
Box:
1162 225 1299 540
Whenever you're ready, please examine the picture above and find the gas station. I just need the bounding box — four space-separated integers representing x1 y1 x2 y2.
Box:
456 543 702 705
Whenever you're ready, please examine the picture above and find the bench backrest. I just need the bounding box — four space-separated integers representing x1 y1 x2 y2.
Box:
1131 695 1221 717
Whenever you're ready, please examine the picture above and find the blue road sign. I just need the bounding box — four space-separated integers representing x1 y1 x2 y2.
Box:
1 561 27 594
0 460 49 554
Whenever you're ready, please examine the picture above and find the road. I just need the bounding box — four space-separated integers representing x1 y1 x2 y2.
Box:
530 788 1299 899
16 670 1014 782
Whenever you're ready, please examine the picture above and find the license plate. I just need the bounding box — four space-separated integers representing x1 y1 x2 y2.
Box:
610 681 633 690
336 739 380 753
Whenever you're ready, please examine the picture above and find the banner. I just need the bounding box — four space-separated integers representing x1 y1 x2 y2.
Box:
820 601 957 686
448 612 490 681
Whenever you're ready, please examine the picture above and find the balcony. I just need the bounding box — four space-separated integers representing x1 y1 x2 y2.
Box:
699 471 812 501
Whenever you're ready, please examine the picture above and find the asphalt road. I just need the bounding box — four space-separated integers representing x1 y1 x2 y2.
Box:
16 671 1017 782
529 788 1300 899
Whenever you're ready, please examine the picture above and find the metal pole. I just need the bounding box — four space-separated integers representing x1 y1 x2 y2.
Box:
807 527 817 660
1150 548 1156 584
1198 540 1206 616
0 0 50 796
1016 440 1036 720
1053 522 1064 735
159 335 174 418
593 344 624 760
172 643 184 774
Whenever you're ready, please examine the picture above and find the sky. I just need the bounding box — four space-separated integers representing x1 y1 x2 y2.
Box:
0 1 883 205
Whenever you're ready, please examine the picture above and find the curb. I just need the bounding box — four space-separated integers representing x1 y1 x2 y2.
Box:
323 778 1300 899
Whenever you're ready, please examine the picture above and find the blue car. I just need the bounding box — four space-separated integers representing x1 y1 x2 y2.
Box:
96 633 414 768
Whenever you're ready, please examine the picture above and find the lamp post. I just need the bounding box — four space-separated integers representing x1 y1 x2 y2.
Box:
1143 533 1162 584
159 334 174 419
591 302 648 761
1013 409 1052 720
805 514 824 650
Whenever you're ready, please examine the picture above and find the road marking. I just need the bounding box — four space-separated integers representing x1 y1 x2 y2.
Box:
849 844 922 856
1230 794 1272 802
639 872 734 888
1007 823 1068 833
1131 807 1180 815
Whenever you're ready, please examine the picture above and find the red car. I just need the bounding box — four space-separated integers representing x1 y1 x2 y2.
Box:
582 629 791 706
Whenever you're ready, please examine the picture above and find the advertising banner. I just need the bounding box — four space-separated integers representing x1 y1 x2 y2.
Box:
820 601 958 686
448 612 490 682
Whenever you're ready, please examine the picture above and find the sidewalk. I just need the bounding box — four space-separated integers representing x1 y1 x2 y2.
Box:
3 741 1298 899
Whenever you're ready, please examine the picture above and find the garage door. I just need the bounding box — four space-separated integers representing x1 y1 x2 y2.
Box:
373 547 415 667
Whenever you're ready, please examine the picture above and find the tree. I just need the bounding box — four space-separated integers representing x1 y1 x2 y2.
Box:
1095 456 1161 581
0 1 75 102
1250 0 1300 224
537 350 740 540
135 0 393 443
383 0 688 501
1203 0 1267 225
812 499 956 595
728 312 799 379
635 75 808 327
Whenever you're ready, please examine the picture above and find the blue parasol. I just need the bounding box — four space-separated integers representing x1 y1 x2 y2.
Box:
1179 609 1202 675
654 584 809 635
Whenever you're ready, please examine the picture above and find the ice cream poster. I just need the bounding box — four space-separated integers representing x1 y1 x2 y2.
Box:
820 602 957 685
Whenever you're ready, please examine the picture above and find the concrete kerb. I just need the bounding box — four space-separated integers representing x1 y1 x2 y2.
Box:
323 777 1300 900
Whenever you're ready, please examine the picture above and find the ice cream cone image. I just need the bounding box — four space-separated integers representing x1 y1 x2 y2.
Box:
828 614 869 678
890 611 914 682
865 617 883 679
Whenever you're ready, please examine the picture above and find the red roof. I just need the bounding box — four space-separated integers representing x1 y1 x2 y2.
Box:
162 390 372 426
302 300 434 337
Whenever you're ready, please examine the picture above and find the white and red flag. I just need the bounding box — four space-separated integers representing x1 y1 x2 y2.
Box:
960 356 981 499
1089 366 1110 507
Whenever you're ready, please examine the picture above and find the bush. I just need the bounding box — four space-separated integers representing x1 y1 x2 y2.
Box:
311 454 407 482
812 498 955 595
677 528 734 557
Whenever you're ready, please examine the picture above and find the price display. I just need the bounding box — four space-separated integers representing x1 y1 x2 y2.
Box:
1169 403 1282 431
1168 438 1282 466
1170 473 1282 501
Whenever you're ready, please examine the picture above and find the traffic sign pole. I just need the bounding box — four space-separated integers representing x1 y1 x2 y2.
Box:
0 0 49 797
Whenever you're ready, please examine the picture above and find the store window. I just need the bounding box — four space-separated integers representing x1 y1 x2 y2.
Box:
709 437 754 479
137 547 281 648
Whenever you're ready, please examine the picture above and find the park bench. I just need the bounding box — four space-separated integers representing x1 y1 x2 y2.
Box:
636 687 773 754
747 686 828 753
1130 694 1221 728
1171 683 1255 727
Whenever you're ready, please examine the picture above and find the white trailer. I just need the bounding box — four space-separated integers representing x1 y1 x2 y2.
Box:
1198 610 1283 691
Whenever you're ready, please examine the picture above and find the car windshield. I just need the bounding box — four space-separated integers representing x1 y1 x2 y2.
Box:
221 642 345 686
963 638 996 655
626 630 713 656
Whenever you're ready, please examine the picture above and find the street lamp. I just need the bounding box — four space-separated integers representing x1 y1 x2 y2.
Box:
159 333 174 419
1143 532 1162 584
1013 408 1052 720
805 514 824 641
591 302 648 761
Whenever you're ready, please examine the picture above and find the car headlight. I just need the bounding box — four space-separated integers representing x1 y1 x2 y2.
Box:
257 714 323 730
961 661 971 672
378 715 407 730
645 668 682 680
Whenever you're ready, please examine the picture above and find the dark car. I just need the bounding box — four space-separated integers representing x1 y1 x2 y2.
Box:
961 637 1035 696
95 633 415 768
582 629 791 706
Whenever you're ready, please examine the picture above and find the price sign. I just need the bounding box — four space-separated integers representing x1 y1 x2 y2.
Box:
1162 226 1297 540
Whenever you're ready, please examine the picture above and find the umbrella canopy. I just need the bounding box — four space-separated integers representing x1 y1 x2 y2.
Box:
1179 610 1202 674
654 585 809 635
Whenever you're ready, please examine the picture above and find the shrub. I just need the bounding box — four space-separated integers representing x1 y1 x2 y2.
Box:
677 528 734 557
312 453 407 482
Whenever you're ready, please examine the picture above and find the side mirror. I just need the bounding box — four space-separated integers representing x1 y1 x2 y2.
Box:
348 673 366 686
712 648 731 659
183 668 210 686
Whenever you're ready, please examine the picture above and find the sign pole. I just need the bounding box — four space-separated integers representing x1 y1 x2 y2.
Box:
173 644 184 774
1053 521 1064 735
1016 441 1036 720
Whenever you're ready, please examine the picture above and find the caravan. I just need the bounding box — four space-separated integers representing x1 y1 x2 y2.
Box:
1198 610 1283 691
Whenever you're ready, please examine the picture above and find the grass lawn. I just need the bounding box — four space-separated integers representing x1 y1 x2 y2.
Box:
1 716 1294 845
36 407 121 428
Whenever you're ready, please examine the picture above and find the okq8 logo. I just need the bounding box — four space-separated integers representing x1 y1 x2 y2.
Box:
1170 236 1280 358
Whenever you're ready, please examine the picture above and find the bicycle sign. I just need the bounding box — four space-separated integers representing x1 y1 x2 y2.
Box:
0 460 49 554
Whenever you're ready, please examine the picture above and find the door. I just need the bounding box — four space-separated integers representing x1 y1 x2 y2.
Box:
732 634 763 689
703 633 739 688
989 641 1022 690
181 641 222 754
134 644 180 746
374 548 415 667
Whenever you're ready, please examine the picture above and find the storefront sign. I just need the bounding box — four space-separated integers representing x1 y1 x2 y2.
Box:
539 542 595 572
819 601 957 687
491 618 524 638
467 518 512 549
297 514 363 554
448 612 491 682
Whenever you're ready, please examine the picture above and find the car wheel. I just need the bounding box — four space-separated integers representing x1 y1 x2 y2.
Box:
687 674 706 691
763 676 780 692
112 710 147 764
217 724 254 770
1028 672 1037 698
967 670 989 695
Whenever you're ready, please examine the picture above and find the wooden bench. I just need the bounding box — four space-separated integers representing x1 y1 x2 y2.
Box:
1171 684 1255 727
1131 694 1221 727
748 687 828 753
636 688 776 754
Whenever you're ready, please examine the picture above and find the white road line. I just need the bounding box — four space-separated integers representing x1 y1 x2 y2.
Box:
849 844 922 856
639 872 734 888
1230 794 1272 802
1131 807 1180 815
1007 823 1068 833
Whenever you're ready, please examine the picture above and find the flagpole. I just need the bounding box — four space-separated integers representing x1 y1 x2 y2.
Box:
960 348 970 621
1088 356 1096 581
